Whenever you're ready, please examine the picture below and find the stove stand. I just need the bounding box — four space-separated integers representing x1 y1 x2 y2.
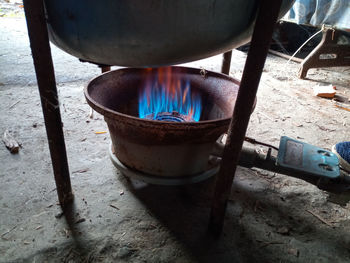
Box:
23 0 284 235
23 0 73 207
209 0 284 235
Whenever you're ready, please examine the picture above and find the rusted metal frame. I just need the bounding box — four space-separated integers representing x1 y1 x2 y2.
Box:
209 0 283 235
23 0 73 207
98 64 111 73
221 50 233 75
299 28 350 79
101 66 111 73
78 59 111 73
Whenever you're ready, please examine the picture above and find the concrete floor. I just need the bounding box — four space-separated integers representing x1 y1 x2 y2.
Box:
1 15 350 263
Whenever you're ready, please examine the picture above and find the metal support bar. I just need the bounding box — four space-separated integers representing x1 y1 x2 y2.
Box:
23 0 73 207
209 0 283 236
97 64 111 73
101 66 111 73
299 28 350 79
221 50 233 75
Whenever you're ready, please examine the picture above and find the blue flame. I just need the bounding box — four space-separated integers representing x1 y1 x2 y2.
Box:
138 68 202 122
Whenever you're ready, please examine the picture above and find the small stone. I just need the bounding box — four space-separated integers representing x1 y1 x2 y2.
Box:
55 212 64 219
288 248 299 257
276 226 289 235
117 246 133 259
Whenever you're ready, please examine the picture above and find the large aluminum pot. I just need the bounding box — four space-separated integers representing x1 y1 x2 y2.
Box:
44 0 294 67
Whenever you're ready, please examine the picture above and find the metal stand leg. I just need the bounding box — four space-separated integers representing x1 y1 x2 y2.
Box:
221 50 233 75
99 65 111 73
299 28 350 79
209 0 283 235
23 0 73 207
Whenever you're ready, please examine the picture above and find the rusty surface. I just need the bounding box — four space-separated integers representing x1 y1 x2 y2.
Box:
299 28 350 79
85 66 248 176
101 66 111 73
85 66 242 145
221 50 233 75
209 0 283 236
23 0 73 207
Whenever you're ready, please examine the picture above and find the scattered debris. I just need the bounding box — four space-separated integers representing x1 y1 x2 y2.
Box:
35 225 42 230
89 108 94 119
293 123 304 127
95 131 107 134
9 100 20 109
2 130 20 153
81 138 87 142
120 190 124 196
288 248 299 257
1 225 17 239
259 112 276 122
306 210 334 227
23 241 31 245
72 168 89 174
316 124 336 132
75 218 86 224
110 204 120 210
313 84 336 98
245 136 279 151
335 104 350 112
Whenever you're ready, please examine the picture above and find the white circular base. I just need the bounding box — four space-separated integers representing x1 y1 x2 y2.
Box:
109 144 219 185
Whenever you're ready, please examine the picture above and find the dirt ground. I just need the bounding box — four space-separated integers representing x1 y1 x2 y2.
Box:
1 6 350 263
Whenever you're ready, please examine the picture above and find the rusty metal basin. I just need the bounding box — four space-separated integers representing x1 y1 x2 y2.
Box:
85 66 248 177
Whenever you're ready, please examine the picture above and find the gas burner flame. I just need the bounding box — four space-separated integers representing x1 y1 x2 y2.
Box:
139 67 202 122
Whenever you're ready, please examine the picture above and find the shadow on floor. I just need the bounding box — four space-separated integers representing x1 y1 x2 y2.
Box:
119 175 261 263
118 170 350 263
